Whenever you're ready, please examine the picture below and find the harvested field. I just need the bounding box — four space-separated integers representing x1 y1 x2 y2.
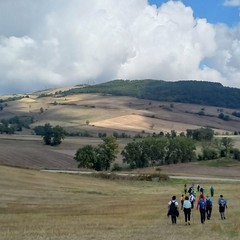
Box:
2 94 240 135
0 136 78 170
0 165 239 240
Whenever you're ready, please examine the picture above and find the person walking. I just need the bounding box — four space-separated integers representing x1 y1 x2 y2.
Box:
210 186 214 197
184 184 187 195
206 195 213 220
181 194 185 210
218 194 228 220
167 196 179 224
183 195 192 225
197 195 206 224
189 193 196 209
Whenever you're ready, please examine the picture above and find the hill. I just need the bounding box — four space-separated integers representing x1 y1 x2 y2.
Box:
1 80 240 170
60 79 240 109
1 93 240 135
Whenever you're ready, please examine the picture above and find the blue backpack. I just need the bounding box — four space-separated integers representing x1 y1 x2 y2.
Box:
199 199 206 209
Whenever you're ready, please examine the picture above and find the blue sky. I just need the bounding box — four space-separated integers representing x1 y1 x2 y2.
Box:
148 0 240 26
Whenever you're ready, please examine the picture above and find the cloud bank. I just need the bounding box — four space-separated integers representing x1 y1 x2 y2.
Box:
0 0 239 94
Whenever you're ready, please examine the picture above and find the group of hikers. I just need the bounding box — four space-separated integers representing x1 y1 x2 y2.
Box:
167 183 228 225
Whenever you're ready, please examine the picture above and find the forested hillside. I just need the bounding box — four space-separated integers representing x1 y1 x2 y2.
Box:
60 80 240 109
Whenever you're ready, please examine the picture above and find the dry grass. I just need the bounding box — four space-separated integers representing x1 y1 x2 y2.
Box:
2 93 240 135
1 93 240 239
0 166 239 240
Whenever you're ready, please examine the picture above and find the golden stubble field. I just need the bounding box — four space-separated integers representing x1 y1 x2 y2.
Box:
0 166 239 240
3 93 240 135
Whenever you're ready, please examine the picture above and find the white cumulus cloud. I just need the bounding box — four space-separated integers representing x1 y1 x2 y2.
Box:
0 0 239 94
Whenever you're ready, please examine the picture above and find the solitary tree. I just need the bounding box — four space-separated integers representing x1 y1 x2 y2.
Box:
41 123 65 146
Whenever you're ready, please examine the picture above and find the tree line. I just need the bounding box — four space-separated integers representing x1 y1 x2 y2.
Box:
0 116 33 134
74 127 240 171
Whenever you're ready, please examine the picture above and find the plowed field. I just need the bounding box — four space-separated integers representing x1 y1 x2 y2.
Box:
0 136 78 170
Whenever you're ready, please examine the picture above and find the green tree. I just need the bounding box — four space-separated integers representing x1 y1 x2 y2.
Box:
142 137 168 165
166 137 196 164
232 148 240 160
52 125 65 146
122 141 148 168
187 127 214 141
42 123 53 145
220 137 233 158
74 136 119 171
41 123 65 146
170 130 177 138
74 145 97 169
33 126 45 135
200 140 220 160
98 136 119 170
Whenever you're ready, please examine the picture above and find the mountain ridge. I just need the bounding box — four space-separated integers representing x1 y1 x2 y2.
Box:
57 79 240 109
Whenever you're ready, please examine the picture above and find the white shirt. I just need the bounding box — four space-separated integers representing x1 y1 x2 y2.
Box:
168 200 179 207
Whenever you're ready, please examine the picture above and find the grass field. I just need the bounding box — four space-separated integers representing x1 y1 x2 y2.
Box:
0 166 239 240
1 93 240 239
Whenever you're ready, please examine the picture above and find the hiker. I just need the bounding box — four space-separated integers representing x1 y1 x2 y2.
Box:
188 185 193 195
218 194 228 220
210 186 214 197
184 184 187 195
199 186 204 195
183 195 192 225
197 195 206 224
181 194 186 210
206 195 213 220
167 196 179 224
197 184 200 192
189 193 196 209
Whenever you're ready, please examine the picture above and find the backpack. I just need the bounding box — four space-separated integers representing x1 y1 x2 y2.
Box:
206 198 212 207
190 194 195 203
199 199 206 209
219 199 226 207
168 201 179 217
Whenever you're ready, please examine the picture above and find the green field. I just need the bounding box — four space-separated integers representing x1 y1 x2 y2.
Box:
0 166 239 240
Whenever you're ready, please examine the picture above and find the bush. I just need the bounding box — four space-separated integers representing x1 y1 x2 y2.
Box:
202 148 219 160
231 148 240 161
91 172 169 181
111 163 122 171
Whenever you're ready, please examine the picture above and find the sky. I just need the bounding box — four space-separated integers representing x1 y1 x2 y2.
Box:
0 0 239 94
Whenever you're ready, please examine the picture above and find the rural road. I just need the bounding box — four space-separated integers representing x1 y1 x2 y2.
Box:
41 170 240 182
